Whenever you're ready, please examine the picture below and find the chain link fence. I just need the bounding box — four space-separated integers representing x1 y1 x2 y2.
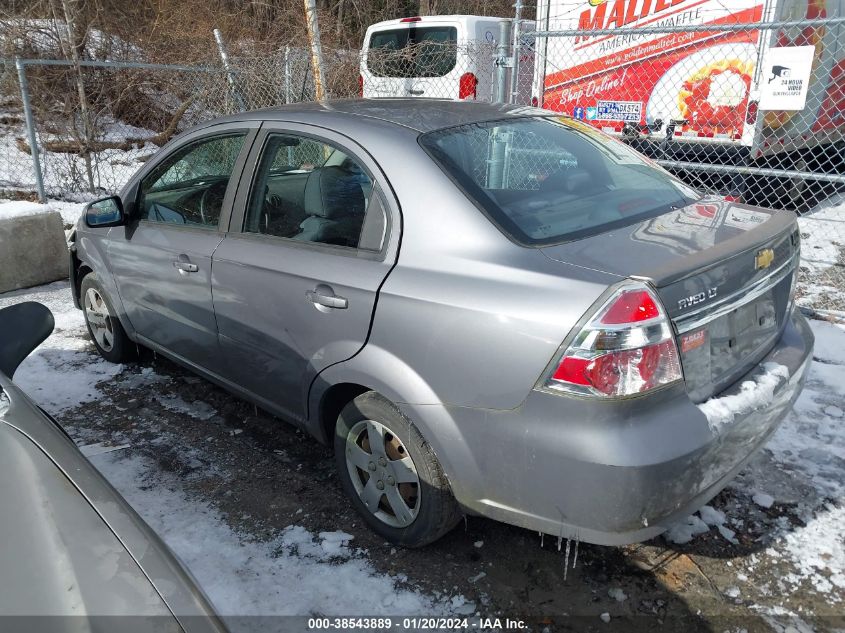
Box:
0 48 358 202
1 8 844 313
517 6 845 315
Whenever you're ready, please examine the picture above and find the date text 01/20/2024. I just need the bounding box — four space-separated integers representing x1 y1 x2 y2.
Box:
306 617 528 630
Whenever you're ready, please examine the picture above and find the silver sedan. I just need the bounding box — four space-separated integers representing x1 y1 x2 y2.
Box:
70 99 813 547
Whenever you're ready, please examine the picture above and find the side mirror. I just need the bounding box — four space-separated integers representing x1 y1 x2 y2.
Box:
84 196 125 228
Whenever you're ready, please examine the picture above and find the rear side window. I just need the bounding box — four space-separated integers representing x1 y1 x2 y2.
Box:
244 133 379 251
367 26 457 78
419 117 701 246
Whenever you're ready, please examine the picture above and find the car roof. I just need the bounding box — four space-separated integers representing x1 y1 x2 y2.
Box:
208 98 551 135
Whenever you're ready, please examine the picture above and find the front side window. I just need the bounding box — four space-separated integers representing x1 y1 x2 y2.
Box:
367 26 458 78
244 134 375 250
419 117 700 245
138 134 247 229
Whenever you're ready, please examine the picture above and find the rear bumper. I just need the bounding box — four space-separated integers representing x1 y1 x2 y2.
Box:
404 309 813 545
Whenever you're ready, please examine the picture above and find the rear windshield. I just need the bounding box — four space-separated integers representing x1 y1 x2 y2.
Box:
367 26 457 78
419 117 701 246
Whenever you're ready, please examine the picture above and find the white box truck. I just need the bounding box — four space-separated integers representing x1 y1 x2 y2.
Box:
532 0 845 207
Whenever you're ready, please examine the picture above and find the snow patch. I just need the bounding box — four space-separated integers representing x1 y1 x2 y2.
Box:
699 505 726 526
799 194 845 273
697 362 789 433
752 493 775 509
717 524 739 545
0 200 51 220
318 531 355 557
607 588 627 602
780 503 845 596
664 515 710 545
157 394 217 421
89 451 461 618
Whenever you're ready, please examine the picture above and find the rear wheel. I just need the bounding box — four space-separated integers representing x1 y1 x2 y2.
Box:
334 392 461 548
81 273 135 363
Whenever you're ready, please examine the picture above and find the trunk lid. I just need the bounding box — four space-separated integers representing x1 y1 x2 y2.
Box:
541 199 800 402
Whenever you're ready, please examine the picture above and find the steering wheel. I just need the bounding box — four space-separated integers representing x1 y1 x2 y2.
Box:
198 180 228 225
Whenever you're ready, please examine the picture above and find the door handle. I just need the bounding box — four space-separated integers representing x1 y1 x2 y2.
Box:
409 88 424 95
173 255 198 274
306 284 348 310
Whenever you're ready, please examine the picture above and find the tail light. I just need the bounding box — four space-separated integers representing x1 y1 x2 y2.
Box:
358 74 364 97
459 72 477 100
540 281 683 398
531 96 539 107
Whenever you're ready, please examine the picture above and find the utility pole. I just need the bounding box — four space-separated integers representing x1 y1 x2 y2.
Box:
303 0 326 102
509 0 523 104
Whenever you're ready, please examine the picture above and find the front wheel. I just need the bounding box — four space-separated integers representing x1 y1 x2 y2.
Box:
81 273 135 363
335 392 461 548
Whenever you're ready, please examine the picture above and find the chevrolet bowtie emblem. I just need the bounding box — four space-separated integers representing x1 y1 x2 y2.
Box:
755 248 775 270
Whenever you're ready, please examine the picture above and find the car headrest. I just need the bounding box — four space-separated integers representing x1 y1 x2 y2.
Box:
540 168 593 195
303 166 365 219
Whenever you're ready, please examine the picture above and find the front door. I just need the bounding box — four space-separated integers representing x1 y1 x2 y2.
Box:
108 128 255 373
211 126 398 422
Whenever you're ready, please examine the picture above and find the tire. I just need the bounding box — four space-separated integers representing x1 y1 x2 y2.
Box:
80 272 135 363
335 392 461 548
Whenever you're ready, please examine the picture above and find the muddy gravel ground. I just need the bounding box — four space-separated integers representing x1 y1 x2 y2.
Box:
3 282 843 632
55 351 840 632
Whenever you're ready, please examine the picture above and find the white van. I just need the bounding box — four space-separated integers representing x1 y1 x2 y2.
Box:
360 15 534 102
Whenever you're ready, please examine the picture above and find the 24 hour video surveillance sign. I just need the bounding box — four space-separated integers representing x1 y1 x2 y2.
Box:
759 45 815 111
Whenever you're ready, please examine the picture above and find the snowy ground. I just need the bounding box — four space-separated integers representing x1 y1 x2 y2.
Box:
796 194 845 317
0 280 843 631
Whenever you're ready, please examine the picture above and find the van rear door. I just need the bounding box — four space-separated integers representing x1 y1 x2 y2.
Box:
362 22 461 99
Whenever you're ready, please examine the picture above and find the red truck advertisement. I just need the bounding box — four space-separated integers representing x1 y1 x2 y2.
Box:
533 0 845 155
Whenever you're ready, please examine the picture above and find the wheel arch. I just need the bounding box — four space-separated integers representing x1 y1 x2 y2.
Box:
315 382 371 446
306 345 454 466
74 262 93 304
72 236 136 340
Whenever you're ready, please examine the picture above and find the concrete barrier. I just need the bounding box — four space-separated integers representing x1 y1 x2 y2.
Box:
0 205 69 293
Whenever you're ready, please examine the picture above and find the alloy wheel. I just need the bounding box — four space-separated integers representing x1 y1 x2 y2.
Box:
345 419 421 528
84 287 114 352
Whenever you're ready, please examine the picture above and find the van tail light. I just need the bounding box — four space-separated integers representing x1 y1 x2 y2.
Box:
746 101 759 125
540 281 683 398
358 74 364 97
459 72 477 100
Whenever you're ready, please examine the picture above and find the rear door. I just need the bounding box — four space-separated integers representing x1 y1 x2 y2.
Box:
108 123 257 373
363 22 462 99
211 124 399 422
